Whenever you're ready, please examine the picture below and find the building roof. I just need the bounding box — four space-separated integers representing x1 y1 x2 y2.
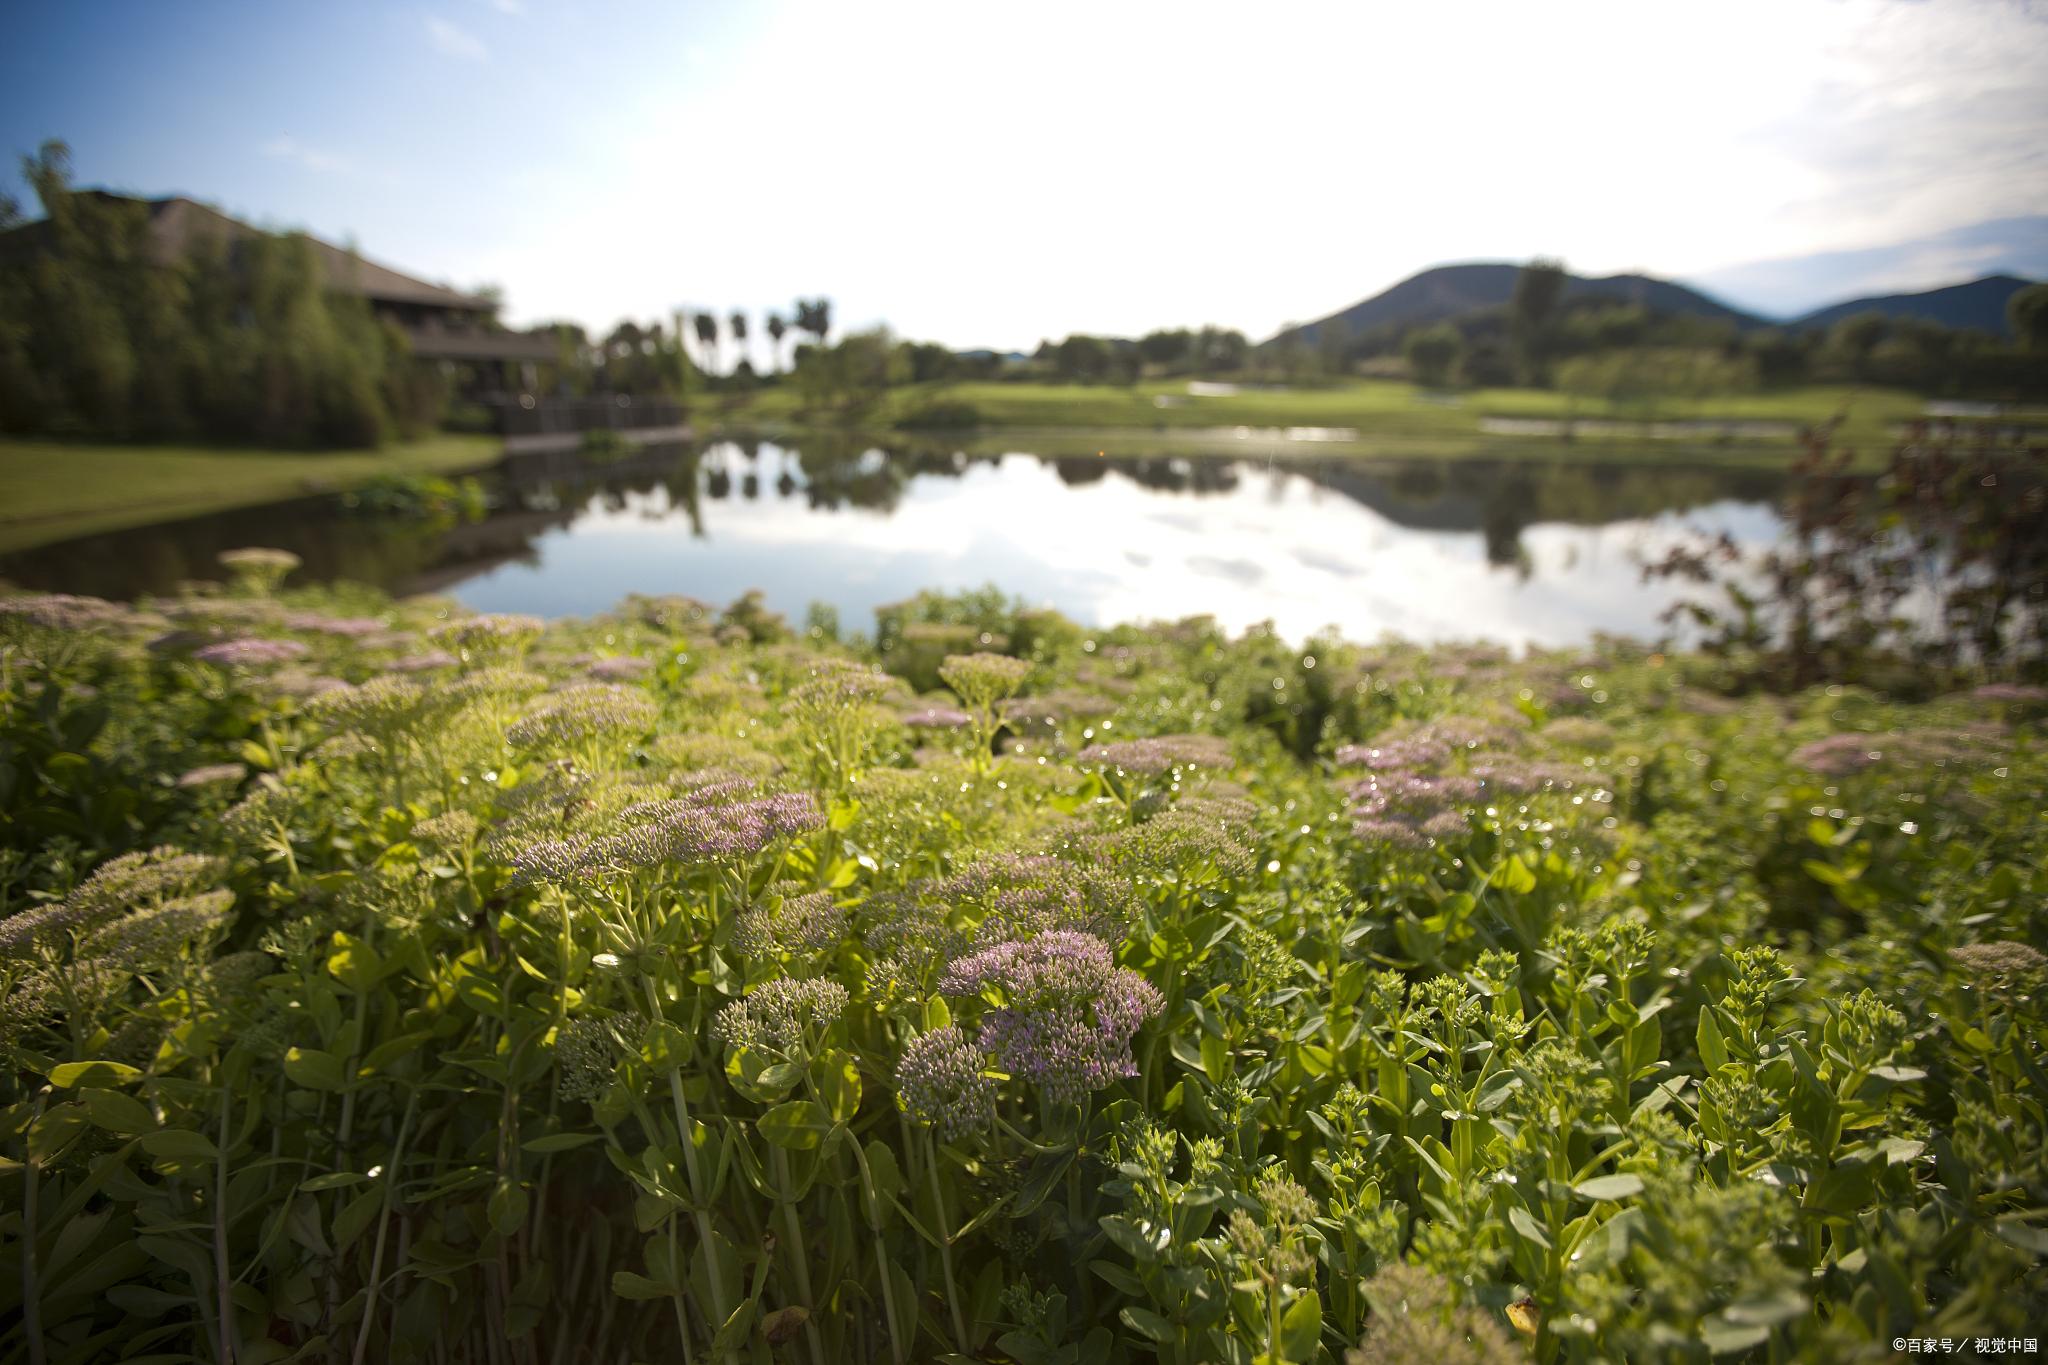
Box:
134 195 494 311
0 191 495 313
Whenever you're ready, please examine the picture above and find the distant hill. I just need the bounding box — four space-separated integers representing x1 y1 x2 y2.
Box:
1789 274 2035 336
1270 263 1766 348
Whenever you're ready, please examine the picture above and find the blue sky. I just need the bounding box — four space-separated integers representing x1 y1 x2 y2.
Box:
5 1 2045 356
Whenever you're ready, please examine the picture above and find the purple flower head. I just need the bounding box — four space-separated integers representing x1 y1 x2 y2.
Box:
0 593 135 634
284 612 387 638
896 1025 998 1140
733 889 845 959
507 683 659 749
382 650 460 674
1078 734 1230 778
1333 736 1450 772
712 977 849 1052
431 613 546 658
194 637 310 669
1973 683 2048 704
587 654 654 682
940 931 1163 1104
176 762 248 790
1351 817 1431 851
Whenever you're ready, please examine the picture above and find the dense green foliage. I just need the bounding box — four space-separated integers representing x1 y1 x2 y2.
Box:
0 144 439 448
2 567 2044 1364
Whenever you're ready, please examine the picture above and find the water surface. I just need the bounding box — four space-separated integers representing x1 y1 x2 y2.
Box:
0 438 1788 648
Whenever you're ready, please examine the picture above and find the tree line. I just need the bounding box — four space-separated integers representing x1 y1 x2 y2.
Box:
1390 260 2048 399
0 142 442 448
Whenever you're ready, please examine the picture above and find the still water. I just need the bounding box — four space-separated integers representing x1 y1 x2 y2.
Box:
0 438 1788 648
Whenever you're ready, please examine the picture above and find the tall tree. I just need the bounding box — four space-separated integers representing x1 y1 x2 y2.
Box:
765 312 788 372
2010 282 2048 352
794 298 832 348
1510 257 1568 386
693 311 720 376
728 309 749 373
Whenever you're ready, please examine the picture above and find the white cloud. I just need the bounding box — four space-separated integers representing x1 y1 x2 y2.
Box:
425 15 488 62
260 135 347 174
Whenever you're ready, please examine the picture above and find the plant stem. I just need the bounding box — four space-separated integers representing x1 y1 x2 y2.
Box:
644 976 738 1363
352 1089 418 1365
214 1078 240 1365
923 1132 970 1353
770 1145 828 1365
21 1089 47 1365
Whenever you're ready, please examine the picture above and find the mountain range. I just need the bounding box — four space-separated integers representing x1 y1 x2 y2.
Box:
1269 263 2039 349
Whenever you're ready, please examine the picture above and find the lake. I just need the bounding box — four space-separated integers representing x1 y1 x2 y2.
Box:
0 436 1789 648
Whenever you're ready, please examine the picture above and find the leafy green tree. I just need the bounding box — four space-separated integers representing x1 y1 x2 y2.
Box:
1054 334 1113 382
766 311 789 371
729 309 749 371
2010 282 2048 351
1403 323 1464 388
693 311 720 376
794 298 832 349
1137 328 1192 370
1510 257 1568 385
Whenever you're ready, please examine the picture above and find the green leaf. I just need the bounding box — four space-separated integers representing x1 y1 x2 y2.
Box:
1279 1290 1322 1362
300 1172 368 1192
48 1060 142 1089
139 1129 218 1161
283 1047 349 1093
325 932 387 992
1696 1007 1728 1072
80 1087 156 1135
489 1178 530 1237
1572 1173 1645 1203
611 1270 670 1301
1495 856 1537 895
522 1132 602 1154
1119 1307 1174 1343
1507 1204 1552 1250
1011 1146 1076 1218
757 1099 831 1151
812 1049 862 1123
333 1187 383 1251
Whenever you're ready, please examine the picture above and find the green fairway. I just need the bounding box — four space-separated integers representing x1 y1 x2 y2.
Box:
696 377 1940 465
0 434 501 554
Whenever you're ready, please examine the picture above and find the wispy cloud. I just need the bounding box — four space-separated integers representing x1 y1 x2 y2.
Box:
260 135 348 174
425 15 488 62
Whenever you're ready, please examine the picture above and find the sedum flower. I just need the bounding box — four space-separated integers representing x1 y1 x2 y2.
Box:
507 683 659 749
941 931 1163 1104
586 654 654 682
175 762 248 790
194 637 310 669
938 652 1033 711
712 977 850 1052
896 1025 998 1140
431 613 546 662
217 547 300 593
733 888 845 960
382 649 460 674
1347 1262 1520 1365
1950 940 2047 985
1078 734 1230 778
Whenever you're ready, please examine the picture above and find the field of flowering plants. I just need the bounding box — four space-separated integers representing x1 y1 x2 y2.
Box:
1 552 2044 1365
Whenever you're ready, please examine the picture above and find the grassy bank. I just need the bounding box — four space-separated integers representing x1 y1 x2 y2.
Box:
0 433 501 554
696 377 1938 465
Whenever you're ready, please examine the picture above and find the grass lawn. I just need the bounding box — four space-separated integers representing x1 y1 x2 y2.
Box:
0 434 501 554
693 377 1941 466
